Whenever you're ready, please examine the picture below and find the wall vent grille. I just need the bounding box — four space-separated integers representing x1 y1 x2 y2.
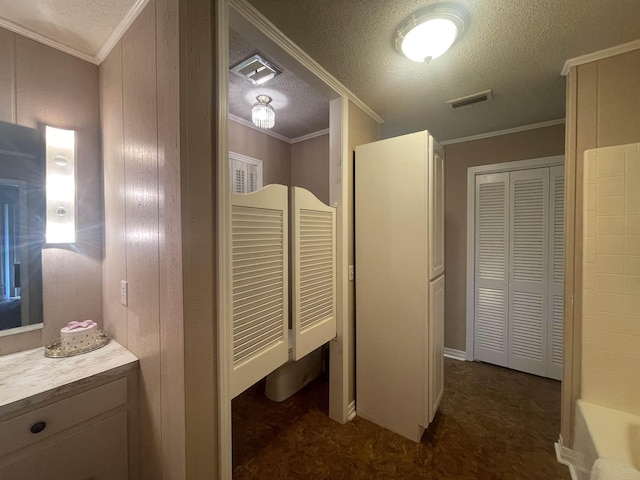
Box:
446 89 493 109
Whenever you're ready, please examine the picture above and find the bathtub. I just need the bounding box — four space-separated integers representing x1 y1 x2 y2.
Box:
558 400 640 480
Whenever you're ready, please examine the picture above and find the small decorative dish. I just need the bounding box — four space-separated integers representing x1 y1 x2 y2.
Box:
44 331 110 358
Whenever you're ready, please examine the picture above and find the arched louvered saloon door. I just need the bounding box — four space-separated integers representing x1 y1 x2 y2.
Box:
230 184 289 398
291 187 337 361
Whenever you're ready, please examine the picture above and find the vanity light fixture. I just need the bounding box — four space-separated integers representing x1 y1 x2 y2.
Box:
45 126 76 244
251 95 275 130
396 3 468 63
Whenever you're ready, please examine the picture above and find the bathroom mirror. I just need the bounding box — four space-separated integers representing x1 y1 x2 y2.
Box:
0 120 45 332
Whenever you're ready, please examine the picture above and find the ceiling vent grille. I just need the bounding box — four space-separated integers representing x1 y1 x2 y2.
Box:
230 54 282 85
446 89 493 109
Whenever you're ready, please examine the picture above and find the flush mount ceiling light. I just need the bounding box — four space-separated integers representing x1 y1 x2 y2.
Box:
252 95 275 129
396 4 468 63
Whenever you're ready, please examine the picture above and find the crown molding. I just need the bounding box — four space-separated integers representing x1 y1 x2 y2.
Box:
229 114 291 143
95 0 150 64
229 114 329 144
229 0 384 125
441 118 565 146
0 0 148 66
561 39 640 76
0 17 97 64
290 128 329 144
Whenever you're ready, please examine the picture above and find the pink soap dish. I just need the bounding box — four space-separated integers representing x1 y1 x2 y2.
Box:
44 331 110 358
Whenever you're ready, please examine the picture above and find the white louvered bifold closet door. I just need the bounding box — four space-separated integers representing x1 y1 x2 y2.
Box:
474 173 510 367
547 167 564 380
507 168 550 377
291 187 336 361
231 184 289 398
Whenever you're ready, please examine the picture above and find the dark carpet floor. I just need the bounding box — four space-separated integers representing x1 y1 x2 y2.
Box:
232 358 570 479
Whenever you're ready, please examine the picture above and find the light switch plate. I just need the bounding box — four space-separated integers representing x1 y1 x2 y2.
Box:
120 280 128 306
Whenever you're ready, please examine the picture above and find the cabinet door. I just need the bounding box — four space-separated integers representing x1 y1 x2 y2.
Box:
0 455 36 480
37 412 128 480
0 412 128 480
429 135 445 279
428 275 445 423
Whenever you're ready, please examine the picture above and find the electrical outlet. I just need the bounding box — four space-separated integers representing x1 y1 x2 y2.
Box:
348 265 355 282
120 280 128 306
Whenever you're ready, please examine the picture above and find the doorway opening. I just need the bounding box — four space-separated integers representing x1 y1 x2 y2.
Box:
221 4 348 476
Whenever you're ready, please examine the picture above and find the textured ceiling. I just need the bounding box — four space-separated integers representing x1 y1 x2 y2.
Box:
0 0 138 58
246 0 640 141
229 28 330 139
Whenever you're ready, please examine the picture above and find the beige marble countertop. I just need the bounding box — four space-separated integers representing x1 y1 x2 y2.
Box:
0 340 138 417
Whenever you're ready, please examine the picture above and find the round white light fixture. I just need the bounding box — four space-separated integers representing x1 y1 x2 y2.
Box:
396 4 468 63
252 95 275 129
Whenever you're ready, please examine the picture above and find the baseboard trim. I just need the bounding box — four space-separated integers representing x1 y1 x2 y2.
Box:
444 348 466 361
347 401 356 421
555 437 578 480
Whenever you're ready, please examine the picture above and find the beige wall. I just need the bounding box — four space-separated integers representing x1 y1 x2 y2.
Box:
0 29 102 355
291 134 329 203
100 0 185 478
347 101 380 404
229 119 291 186
581 143 640 415
563 48 640 444
229 121 331 201
444 124 565 351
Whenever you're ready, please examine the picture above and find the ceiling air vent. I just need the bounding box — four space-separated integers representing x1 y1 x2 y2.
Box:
230 54 282 85
446 89 493 110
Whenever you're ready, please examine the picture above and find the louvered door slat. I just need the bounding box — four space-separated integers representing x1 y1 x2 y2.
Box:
547 166 564 380
474 173 509 367
291 187 336 361
231 184 288 398
508 169 549 377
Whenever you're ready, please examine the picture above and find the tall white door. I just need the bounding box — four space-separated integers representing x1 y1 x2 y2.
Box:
473 167 563 379
507 168 549 377
474 173 510 367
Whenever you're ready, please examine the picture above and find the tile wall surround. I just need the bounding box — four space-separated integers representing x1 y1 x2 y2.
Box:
582 142 640 415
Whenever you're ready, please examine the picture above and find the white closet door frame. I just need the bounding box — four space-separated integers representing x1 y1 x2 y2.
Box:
465 156 564 361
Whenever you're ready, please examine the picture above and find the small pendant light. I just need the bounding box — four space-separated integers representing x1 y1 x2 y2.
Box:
251 95 275 129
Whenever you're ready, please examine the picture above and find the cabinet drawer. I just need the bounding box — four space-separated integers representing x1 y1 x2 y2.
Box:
0 377 127 457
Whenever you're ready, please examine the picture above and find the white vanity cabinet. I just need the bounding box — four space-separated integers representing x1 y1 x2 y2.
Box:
0 341 138 479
